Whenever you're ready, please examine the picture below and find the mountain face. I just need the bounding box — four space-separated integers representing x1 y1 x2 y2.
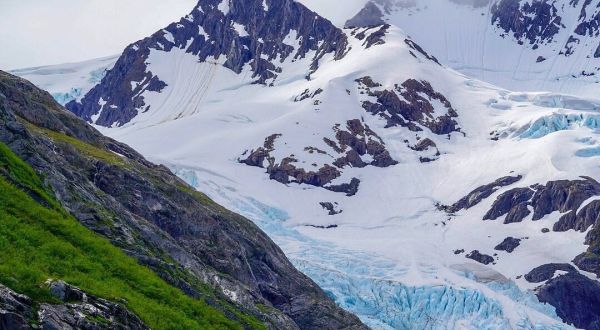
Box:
67 0 347 128
14 0 600 329
346 0 600 98
0 70 366 329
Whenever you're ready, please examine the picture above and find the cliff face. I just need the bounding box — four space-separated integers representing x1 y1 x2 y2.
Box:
0 71 366 329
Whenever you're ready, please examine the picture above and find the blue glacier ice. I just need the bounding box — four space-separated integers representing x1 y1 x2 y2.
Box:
518 113 600 139
88 67 108 84
49 67 108 105
52 88 83 105
173 167 574 330
532 94 600 111
575 147 600 157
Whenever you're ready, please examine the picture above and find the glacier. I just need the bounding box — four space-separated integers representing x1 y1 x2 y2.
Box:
9 55 117 105
172 166 574 330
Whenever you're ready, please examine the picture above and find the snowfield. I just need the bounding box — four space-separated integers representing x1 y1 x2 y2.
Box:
343 0 600 99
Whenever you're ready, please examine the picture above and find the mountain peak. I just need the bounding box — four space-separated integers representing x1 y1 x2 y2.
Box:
67 0 347 127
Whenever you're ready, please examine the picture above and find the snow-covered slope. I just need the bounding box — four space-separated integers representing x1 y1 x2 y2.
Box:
9 55 117 105
345 0 600 98
16 0 600 329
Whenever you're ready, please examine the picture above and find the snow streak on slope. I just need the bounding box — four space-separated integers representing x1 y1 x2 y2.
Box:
88 23 597 328
9 55 118 105
345 0 600 98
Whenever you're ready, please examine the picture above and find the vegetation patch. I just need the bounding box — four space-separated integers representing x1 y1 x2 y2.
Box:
23 121 130 168
0 141 265 330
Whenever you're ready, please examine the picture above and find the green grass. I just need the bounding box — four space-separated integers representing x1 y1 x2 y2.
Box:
0 142 266 330
24 122 129 168
0 143 59 210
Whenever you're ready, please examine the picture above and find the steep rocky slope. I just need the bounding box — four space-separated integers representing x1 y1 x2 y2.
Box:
0 70 366 329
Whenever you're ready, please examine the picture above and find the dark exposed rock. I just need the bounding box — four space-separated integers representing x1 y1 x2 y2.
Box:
536 56 547 63
447 175 522 213
404 39 441 65
269 159 341 186
352 25 390 48
320 202 342 215
466 250 495 265
491 0 563 45
573 0 600 58
355 76 381 89
332 119 397 168
67 0 349 127
294 88 323 102
240 119 395 195
0 282 148 330
494 237 521 253
554 200 600 233
326 178 361 197
345 1 385 28
41 281 148 330
504 203 531 224
524 263 576 283
483 178 600 233
483 187 534 221
454 249 465 255
0 71 366 329
240 133 281 168
531 178 600 220
573 253 600 277
0 284 33 330
411 138 437 152
357 77 460 135
535 272 600 330
408 138 441 162
305 224 339 229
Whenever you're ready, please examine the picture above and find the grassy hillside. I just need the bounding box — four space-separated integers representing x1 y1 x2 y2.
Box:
0 141 265 330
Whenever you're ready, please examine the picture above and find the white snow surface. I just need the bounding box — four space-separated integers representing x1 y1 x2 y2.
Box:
77 25 600 329
326 0 600 98
10 55 118 105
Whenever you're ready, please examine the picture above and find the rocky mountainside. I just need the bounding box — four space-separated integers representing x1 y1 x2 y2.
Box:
66 0 347 127
0 70 366 329
13 0 600 329
346 0 600 98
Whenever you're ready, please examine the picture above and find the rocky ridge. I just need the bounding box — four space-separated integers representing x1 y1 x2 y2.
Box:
67 0 348 127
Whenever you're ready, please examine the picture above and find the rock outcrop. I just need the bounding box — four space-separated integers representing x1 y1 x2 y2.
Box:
240 119 395 196
535 272 600 330
466 250 495 265
494 237 521 253
491 0 563 46
356 76 460 135
0 282 148 330
445 175 523 213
